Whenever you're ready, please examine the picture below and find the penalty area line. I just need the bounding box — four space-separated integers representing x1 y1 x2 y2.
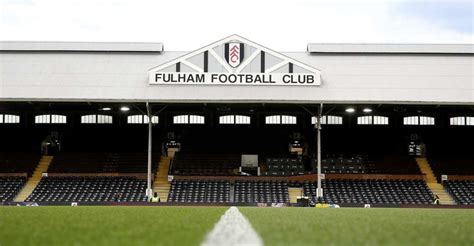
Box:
201 206 263 246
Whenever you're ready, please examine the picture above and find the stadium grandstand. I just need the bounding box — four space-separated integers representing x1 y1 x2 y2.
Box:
0 35 472 209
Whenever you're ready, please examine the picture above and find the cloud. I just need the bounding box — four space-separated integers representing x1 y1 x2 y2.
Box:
0 0 472 51
392 1 473 34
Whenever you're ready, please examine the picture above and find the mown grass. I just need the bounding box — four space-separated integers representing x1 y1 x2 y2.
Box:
1 206 473 246
0 206 227 246
239 207 474 246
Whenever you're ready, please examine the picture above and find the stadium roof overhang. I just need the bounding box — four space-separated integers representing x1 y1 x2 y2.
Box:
0 41 164 53
1 101 473 117
306 43 474 54
1 36 473 105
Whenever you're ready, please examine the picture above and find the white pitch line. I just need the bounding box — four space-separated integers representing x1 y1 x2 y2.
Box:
201 206 264 246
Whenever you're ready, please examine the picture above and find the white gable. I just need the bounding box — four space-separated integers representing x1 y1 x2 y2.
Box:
149 34 321 75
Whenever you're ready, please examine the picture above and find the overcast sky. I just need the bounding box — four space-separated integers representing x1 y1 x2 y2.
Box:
0 0 472 51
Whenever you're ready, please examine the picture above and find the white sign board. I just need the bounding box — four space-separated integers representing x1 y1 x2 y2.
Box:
241 155 259 167
150 72 320 86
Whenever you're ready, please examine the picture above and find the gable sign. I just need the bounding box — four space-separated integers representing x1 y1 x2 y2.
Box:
149 35 321 86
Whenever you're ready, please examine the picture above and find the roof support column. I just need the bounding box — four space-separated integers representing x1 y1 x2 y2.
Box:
146 102 153 199
316 103 323 198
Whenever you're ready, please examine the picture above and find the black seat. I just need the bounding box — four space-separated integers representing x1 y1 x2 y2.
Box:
26 176 147 202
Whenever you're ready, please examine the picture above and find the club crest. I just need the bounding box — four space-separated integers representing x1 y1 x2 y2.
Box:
225 42 244 67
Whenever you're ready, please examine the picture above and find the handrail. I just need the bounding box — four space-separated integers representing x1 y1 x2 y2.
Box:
168 156 174 175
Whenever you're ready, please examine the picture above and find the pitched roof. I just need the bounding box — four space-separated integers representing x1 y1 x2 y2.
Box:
149 34 320 74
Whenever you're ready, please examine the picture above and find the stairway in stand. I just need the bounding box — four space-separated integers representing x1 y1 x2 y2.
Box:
14 156 53 202
153 156 172 202
288 187 303 203
416 157 456 205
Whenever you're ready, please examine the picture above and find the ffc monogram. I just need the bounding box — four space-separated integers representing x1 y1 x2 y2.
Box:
225 42 244 67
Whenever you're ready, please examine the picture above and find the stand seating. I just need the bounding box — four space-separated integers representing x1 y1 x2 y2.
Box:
168 179 230 203
262 157 305 176
0 152 40 176
47 152 158 173
303 179 434 205
429 155 474 179
26 176 147 202
234 180 289 203
445 180 473 205
0 176 27 202
171 153 240 176
317 155 420 174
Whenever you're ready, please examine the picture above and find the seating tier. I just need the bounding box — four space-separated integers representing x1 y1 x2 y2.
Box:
303 179 434 205
168 180 230 203
26 176 147 202
171 153 240 176
234 180 289 203
47 152 158 173
0 152 40 176
0 176 26 202
445 180 473 205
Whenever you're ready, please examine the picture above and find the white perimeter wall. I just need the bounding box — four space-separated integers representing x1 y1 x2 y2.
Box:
0 51 473 104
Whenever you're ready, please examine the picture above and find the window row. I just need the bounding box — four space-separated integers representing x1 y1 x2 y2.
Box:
1 114 474 126
403 116 435 126
311 116 343 125
173 115 205 124
357 116 389 125
265 115 297 125
219 115 251 124
0 114 20 124
449 116 474 126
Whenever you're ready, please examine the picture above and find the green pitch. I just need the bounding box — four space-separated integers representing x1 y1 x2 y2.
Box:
239 207 474 246
0 206 473 246
0 206 226 246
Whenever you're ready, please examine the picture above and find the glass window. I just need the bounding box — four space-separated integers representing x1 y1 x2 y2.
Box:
357 116 372 125
419 116 435 125
235 115 250 124
82 115 112 124
466 117 474 126
373 116 388 125
404 116 434 126
403 116 419 125
265 115 281 124
173 115 188 124
219 115 234 124
311 115 342 125
0 114 20 124
173 115 204 124
450 116 465 126
189 115 205 124
281 115 297 124
35 114 66 124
